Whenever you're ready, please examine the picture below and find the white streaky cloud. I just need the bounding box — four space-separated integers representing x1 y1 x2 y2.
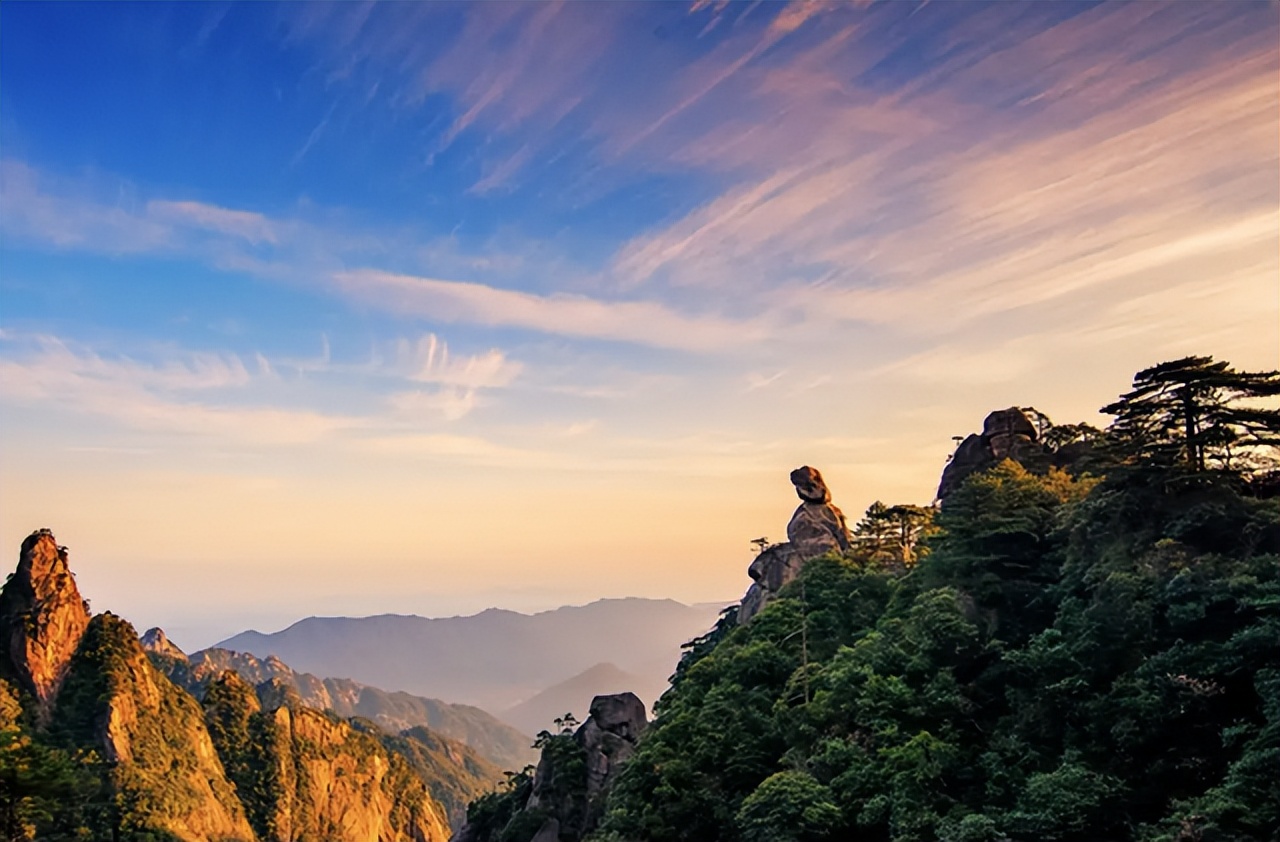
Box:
613 18 1277 340
393 334 523 389
9 335 253 392
332 269 772 351
0 336 356 444
0 160 171 253
0 354 356 445
0 331 526 450
146 200 279 244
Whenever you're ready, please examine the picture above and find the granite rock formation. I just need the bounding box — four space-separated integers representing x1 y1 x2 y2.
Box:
455 692 647 842
739 467 851 624
0 529 457 841
0 529 91 722
203 670 453 842
787 466 851 557
935 407 1101 500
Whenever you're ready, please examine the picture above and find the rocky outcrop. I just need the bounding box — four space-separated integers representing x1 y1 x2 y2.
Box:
739 467 851 624
787 466 851 557
570 692 646 802
935 407 1098 500
456 692 647 842
937 408 1050 499
0 529 466 841
202 669 458 841
258 703 452 842
0 529 91 722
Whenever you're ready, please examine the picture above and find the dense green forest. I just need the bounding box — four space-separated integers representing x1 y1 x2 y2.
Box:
466 356 1280 842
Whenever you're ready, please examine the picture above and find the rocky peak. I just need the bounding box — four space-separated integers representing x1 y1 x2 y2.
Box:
936 407 1056 500
0 529 91 721
738 467 851 624
140 626 188 661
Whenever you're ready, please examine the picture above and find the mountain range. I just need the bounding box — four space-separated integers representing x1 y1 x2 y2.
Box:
217 598 727 714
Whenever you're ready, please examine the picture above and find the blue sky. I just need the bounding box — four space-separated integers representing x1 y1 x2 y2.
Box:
1 1 1277 649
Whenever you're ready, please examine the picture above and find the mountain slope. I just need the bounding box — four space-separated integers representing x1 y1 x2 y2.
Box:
217 598 724 711
202 670 452 841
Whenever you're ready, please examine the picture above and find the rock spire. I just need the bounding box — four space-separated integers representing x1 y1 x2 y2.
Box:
739 467 851 624
0 529 91 721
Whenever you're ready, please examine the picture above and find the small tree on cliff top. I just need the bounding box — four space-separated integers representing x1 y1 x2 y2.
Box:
1101 355 1280 473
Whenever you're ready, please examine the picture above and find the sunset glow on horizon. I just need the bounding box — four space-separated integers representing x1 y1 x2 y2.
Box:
1 1 1276 649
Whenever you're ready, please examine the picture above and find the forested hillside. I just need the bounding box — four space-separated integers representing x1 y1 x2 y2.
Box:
466 356 1280 842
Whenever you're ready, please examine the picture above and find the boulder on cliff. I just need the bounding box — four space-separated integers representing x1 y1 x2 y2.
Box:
0 529 92 723
935 407 1097 500
786 466 851 557
738 467 851 624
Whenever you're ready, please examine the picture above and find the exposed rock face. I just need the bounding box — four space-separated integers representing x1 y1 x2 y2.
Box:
203 669 457 841
263 704 452 841
0 529 91 722
936 408 1054 500
739 468 851 624
60 612 257 841
458 692 647 842
576 692 647 800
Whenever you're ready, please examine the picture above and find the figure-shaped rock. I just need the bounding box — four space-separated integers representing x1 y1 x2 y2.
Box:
738 467 850 625
786 466 851 559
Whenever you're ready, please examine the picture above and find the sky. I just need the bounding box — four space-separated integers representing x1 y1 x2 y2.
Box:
1 1 1276 650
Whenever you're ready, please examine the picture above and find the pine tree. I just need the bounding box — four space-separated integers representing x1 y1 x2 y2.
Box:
1100 356 1280 473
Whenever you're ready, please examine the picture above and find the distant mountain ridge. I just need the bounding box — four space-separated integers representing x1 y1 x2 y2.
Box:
217 597 726 712
500 661 667 736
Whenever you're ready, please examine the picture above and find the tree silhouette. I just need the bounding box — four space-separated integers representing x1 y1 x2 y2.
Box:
1101 356 1280 472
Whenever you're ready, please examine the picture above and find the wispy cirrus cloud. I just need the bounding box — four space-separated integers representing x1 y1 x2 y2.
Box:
331 269 773 352
147 199 279 244
0 330 525 446
0 160 171 253
608 1 1278 348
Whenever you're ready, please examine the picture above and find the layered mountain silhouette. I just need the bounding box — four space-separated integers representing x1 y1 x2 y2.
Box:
217 598 726 713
